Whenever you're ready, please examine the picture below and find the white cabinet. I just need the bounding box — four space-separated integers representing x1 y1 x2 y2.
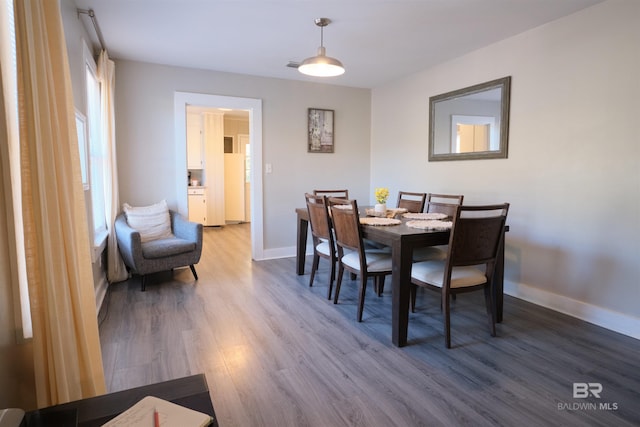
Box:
187 113 204 169
188 188 207 224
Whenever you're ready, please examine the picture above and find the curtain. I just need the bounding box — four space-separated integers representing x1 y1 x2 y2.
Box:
1 0 31 339
14 0 106 406
98 50 127 283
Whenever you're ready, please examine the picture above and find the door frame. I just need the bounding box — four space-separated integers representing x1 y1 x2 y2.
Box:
174 92 264 260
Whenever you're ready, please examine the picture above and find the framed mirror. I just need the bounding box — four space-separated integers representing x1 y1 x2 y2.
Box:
429 76 511 161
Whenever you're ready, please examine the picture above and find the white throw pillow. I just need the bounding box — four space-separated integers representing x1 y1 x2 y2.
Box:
123 200 173 243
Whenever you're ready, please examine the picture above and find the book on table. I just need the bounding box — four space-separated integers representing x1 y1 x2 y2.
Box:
101 395 212 427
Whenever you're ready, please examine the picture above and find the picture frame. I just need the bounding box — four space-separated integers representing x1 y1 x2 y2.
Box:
308 108 334 153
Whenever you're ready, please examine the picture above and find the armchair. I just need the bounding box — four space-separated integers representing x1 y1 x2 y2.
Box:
115 210 203 291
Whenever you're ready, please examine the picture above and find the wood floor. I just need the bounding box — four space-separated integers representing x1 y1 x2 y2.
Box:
99 223 640 427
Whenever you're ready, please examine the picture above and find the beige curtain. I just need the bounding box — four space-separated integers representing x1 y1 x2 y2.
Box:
1 37 35 411
14 0 106 406
98 50 127 283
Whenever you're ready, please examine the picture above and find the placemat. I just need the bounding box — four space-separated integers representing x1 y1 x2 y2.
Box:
365 207 407 218
403 212 448 220
405 220 452 230
360 217 402 226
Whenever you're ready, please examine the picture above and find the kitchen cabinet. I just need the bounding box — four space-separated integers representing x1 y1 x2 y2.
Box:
188 188 207 224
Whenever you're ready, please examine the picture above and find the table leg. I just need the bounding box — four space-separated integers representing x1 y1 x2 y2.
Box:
494 233 505 323
296 216 308 275
391 240 411 347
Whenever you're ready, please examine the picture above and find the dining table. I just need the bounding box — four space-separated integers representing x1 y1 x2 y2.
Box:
295 206 508 347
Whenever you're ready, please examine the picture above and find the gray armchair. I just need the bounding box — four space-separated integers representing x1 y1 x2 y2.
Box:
115 210 203 291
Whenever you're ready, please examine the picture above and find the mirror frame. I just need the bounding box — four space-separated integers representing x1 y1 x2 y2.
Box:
428 76 511 161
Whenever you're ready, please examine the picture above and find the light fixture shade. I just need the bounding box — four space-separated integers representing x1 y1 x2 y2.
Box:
299 47 345 77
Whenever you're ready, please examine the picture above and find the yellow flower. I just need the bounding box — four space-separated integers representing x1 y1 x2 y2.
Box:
375 187 389 204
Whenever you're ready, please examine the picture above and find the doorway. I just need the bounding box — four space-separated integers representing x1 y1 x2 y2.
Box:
174 92 264 260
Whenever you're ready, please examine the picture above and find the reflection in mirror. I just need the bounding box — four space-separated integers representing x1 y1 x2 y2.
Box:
429 76 511 161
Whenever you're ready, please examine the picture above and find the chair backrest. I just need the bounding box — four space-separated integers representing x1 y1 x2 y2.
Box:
396 191 427 213
328 198 364 257
313 189 349 199
305 193 333 244
426 193 464 217
447 204 509 271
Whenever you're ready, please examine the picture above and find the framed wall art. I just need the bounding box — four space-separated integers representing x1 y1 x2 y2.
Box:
308 108 334 153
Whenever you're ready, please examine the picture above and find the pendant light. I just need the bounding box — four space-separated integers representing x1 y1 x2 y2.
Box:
298 18 345 77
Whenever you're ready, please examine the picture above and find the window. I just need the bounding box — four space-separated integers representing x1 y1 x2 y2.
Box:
83 43 107 250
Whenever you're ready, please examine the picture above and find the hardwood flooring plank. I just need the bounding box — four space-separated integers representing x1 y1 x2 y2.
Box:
99 223 640 426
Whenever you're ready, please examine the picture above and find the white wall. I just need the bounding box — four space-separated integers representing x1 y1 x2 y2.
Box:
371 0 640 337
114 61 371 251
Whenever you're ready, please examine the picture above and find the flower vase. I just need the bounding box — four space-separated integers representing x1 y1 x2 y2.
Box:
374 203 387 215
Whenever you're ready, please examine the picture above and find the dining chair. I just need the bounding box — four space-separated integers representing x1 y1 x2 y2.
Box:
396 191 427 213
304 193 338 299
412 193 465 262
328 197 393 322
410 203 510 348
313 189 349 199
426 193 464 217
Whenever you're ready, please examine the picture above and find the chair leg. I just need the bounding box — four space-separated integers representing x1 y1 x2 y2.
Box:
189 265 198 280
443 290 451 348
357 276 368 322
327 260 336 300
140 275 146 292
309 253 320 287
376 276 385 296
484 285 496 337
333 265 345 304
410 283 417 313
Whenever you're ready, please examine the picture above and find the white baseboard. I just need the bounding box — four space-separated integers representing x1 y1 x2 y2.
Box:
505 281 640 340
260 245 311 261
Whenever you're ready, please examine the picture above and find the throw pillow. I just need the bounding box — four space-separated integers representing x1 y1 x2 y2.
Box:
123 200 173 243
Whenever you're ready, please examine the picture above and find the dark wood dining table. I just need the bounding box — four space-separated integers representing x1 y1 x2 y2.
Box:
295 206 507 347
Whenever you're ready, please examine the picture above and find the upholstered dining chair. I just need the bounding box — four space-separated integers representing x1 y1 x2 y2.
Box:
313 189 349 199
410 203 510 348
305 193 338 299
328 197 393 322
396 191 427 213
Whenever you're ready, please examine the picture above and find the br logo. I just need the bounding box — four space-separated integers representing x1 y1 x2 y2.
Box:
573 383 603 398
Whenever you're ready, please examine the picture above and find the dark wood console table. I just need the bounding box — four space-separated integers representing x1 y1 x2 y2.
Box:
24 374 218 427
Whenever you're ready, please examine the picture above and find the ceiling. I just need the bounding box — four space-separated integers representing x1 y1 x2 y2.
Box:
72 0 602 89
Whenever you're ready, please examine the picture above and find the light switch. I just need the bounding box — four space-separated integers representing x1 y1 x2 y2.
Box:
265 163 272 174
